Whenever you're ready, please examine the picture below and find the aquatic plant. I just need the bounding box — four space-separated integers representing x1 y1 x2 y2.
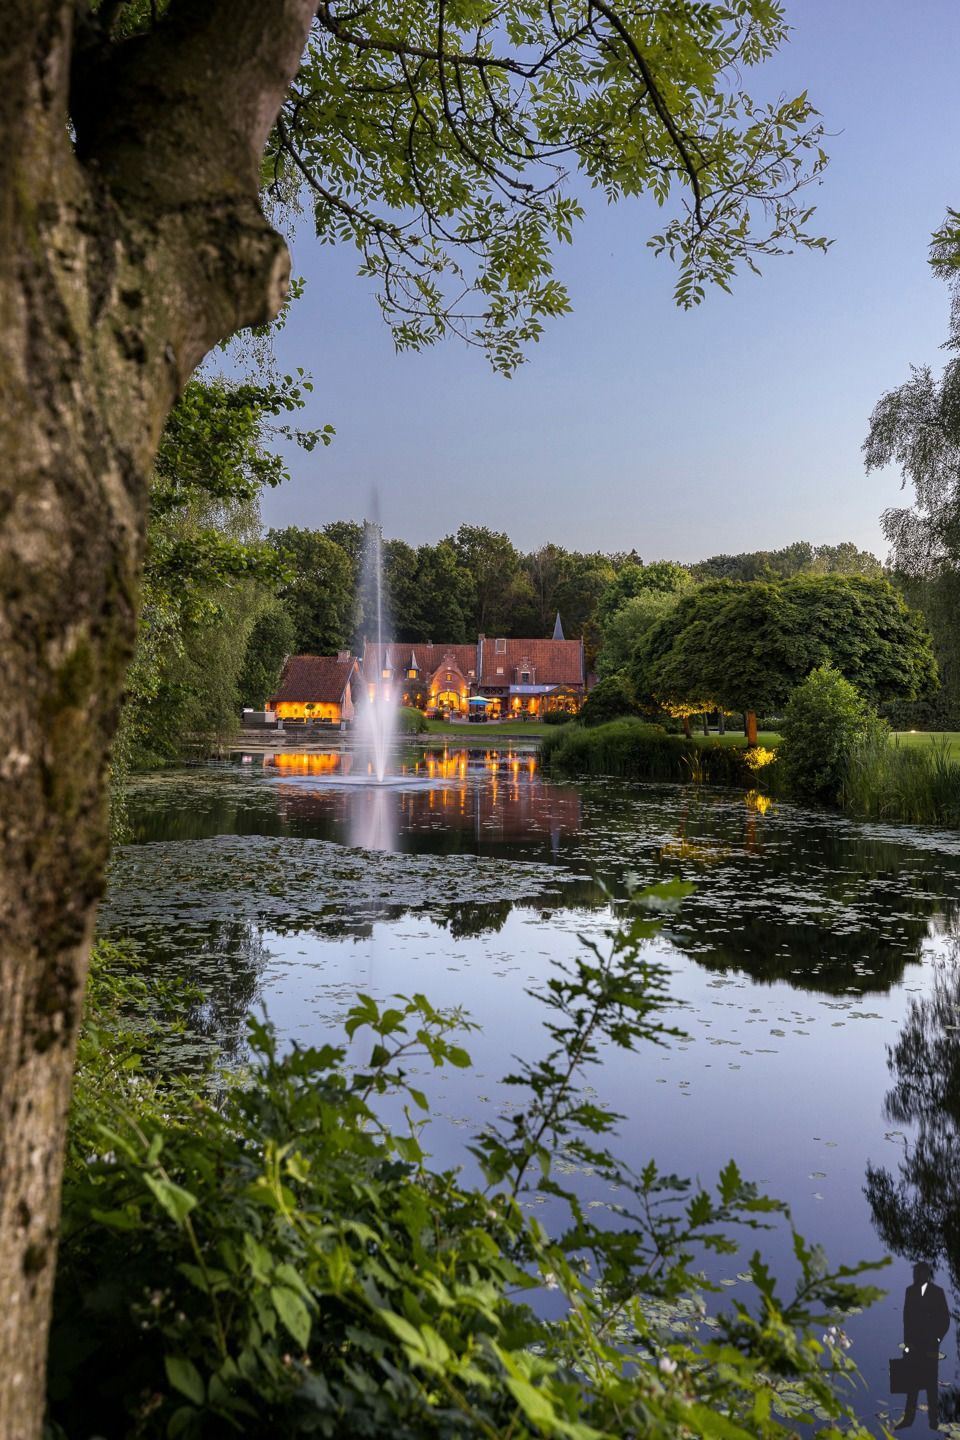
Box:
843 731 960 825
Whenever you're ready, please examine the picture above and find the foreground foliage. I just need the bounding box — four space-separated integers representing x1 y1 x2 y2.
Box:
49 906 882 1438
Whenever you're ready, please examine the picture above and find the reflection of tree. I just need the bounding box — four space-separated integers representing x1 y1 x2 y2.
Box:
865 964 960 1332
141 919 273 1068
446 900 513 939
682 910 924 996
653 802 957 996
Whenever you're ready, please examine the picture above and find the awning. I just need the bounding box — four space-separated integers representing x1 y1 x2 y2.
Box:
508 684 557 696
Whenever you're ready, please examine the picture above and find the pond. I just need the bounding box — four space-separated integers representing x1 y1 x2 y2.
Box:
100 745 960 1430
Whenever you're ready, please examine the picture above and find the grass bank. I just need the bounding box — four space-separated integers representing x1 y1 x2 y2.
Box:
539 718 779 787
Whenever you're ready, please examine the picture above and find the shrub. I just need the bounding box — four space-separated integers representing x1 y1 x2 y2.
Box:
396 704 428 734
779 665 880 804
540 717 774 788
542 710 574 725
579 672 637 727
49 923 880 1440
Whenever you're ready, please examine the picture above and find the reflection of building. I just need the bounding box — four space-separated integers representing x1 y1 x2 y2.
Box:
264 747 583 850
361 621 588 717
266 653 361 726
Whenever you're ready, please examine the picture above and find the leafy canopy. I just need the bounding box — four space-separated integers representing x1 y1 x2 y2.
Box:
865 212 960 576
265 0 830 371
634 575 938 717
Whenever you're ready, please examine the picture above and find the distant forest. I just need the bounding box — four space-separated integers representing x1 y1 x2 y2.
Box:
266 522 883 661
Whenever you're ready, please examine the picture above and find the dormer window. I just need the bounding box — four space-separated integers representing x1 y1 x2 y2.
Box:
407 668 418 679
520 671 530 684
495 637 506 654
382 668 391 680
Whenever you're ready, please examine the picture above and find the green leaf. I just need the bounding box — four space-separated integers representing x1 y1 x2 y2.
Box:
377 1309 427 1356
271 1284 311 1349
164 1355 205 1406
505 1376 556 1428
144 1174 198 1227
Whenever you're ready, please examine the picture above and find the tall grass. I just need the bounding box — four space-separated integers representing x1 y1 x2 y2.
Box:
842 733 960 824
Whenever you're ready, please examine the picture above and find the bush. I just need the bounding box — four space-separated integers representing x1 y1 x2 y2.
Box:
540 717 775 788
579 673 637 727
49 925 879 1440
542 710 575 726
396 704 428 734
779 666 880 804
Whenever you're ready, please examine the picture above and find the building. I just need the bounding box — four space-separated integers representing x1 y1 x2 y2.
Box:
362 642 479 713
475 634 586 717
361 629 588 717
265 653 361 726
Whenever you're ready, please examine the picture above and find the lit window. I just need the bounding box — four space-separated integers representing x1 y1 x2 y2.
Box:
496 666 504 675
382 668 391 679
408 669 417 679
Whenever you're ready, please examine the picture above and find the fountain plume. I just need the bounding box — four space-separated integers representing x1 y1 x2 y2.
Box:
356 516 397 783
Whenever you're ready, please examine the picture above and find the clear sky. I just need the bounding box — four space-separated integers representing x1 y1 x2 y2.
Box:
259 1 960 563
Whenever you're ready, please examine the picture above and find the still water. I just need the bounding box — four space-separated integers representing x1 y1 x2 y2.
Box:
100 746 960 1430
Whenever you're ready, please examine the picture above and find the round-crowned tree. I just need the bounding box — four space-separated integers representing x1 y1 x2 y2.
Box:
633 575 938 745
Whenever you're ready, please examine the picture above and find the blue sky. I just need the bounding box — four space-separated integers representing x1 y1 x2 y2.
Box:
260 1 960 562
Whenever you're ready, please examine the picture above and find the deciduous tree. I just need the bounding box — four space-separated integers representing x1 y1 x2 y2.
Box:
635 576 937 744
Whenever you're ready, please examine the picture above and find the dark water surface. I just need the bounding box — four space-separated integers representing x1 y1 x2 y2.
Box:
100 747 960 1432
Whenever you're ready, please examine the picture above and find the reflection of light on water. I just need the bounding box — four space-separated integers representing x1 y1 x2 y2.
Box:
265 751 348 776
349 786 396 852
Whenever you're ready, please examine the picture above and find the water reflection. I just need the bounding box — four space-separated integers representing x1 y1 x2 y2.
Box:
866 954 960 1317
119 758 960 999
261 748 581 858
103 757 960 1425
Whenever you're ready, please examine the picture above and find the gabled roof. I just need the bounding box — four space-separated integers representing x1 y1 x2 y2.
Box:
478 637 583 687
268 655 357 706
552 612 565 641
363 641 478 678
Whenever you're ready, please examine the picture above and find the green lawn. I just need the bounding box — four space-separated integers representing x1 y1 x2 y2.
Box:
690 731 781 748
890 729 960 751
422 717 554 738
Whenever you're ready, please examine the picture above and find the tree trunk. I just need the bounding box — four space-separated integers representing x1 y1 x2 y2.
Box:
745 710 758 747
718 711 726 735
0 5 315 1434
701 712 710 737
682 714 691 737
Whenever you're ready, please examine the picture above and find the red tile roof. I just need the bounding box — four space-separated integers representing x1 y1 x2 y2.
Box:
478 638 583 687
363 642 478 679
268 655 357 706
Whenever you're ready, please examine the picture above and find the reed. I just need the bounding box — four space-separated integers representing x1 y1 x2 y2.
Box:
842 733 960 824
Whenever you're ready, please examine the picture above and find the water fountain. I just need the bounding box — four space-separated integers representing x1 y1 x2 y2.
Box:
355 518 396 785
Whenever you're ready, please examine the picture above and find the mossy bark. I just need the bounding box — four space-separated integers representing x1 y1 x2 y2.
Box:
745 710 759 746
0 4 315 1434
